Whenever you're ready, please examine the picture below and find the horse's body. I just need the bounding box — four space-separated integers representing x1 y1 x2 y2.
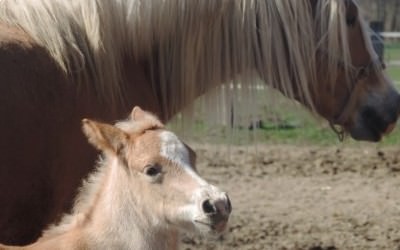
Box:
0 0 399 245
0 23 160 244
0 106 231 250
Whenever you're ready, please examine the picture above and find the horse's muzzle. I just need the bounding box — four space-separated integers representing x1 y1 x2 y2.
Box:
349 100 400 142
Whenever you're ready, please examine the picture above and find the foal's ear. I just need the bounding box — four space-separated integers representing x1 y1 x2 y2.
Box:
130 106 164 129
82 119 127 154
131 106 147 121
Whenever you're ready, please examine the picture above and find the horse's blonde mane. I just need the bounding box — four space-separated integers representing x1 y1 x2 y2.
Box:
0 0 366 117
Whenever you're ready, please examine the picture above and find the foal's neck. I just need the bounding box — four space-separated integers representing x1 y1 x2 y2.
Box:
43 158 180 250
89 159 179 249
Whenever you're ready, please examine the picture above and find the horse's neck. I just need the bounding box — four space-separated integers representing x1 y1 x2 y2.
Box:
72 158 180 250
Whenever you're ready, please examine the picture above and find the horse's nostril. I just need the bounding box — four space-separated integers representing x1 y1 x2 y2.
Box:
202 199 216 214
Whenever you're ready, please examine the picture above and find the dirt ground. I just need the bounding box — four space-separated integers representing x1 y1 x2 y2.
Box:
180 144 400 250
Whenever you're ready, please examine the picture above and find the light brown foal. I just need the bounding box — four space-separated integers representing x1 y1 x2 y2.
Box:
0 106 231 250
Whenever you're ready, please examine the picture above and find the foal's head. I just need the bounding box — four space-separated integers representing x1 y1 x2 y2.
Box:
82 106 231 235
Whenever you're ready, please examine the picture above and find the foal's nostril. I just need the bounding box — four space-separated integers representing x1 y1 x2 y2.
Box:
225 194 232 214
226 195 232 213
202 199 216 214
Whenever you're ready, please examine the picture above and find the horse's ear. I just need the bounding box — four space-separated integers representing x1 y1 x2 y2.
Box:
130 106 164 129
82 119 127 154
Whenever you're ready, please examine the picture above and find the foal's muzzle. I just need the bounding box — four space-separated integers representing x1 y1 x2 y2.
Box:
202 194 231 232
197 193 231 233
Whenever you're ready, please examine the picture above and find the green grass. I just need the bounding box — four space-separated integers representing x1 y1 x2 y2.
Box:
385 42 400 85
185 104 400 146
385 42 400 61
388 66 400 83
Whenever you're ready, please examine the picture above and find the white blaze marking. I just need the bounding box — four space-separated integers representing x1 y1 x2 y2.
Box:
159 131 207 186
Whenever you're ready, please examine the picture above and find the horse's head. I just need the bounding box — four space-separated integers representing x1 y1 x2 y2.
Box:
308 0 399 141
82 106 231 235
258 0 399 142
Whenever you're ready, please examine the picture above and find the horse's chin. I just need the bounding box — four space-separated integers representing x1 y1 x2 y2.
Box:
349 122 397 142
349 129 381 142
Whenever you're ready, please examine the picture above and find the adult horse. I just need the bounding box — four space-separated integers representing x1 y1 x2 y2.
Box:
0 0 398 245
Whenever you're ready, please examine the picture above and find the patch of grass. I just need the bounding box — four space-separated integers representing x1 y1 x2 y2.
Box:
385 42 400 84
388 66 400 84
258 125 339 145
186 113 400 146
180 98 338 146
385 42 400 61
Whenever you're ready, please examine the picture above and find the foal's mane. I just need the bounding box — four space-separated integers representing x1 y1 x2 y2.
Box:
0 0 372 117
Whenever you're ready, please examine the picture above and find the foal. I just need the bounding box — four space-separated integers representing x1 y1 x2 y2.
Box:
0 106 231 250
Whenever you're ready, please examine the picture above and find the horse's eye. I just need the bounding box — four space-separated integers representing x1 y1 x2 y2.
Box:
144 164 162 177
346 15 357 26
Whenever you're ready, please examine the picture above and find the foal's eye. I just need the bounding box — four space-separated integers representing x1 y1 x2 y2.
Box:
144 164 162 177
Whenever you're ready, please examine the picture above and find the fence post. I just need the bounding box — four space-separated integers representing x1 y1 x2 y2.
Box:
370 21 384 60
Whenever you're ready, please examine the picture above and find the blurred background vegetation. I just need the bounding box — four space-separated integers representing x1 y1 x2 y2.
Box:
171 0 400 147
359 0 400 31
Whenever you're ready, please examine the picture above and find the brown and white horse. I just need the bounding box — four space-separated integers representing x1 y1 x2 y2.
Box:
0 0 398 245
0 106 231 250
